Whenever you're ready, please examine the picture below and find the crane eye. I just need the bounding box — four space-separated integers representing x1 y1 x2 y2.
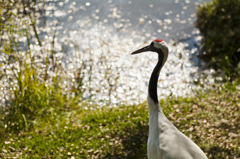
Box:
150 42 154 47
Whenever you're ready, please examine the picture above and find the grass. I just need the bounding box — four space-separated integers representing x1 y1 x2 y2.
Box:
0 82 239 159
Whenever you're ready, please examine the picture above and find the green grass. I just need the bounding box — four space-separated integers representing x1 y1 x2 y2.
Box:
0 82 239 159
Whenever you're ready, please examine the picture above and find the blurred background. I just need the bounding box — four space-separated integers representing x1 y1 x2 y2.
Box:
0 0 213 107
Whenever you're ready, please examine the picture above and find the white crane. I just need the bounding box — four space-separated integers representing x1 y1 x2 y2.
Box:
131 39 208 159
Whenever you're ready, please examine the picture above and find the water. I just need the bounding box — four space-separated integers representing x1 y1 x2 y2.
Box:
1 0 213 106
45 0 207 39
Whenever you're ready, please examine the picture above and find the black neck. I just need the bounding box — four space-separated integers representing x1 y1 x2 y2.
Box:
148 53 164 103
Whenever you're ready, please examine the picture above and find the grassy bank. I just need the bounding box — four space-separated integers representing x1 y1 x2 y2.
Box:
0 82 239 159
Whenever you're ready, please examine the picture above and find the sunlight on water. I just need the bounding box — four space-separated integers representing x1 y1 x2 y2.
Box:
0 0 213 107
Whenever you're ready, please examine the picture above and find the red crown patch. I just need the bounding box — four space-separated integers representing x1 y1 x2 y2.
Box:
154 39 163 42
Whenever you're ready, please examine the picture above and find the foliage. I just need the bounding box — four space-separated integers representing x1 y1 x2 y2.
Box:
196 0 240 78
0 82 240 158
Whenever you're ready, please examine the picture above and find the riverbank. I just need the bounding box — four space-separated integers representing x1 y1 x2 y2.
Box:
1 81 239 159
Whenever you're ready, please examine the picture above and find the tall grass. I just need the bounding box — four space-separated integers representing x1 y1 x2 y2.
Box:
0 1 77 133
1 24 64 133
0 0 119 135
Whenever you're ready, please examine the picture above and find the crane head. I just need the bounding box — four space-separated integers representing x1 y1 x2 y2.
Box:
131 39 168 55
131 39 169 64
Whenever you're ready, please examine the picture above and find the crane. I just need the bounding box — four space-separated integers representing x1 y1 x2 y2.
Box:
131 39 208 159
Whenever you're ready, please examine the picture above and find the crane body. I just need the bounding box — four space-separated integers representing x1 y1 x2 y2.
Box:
147 95 207 159
131 39 208 159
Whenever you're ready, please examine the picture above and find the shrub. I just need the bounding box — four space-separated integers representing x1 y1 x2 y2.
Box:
196 0 240 78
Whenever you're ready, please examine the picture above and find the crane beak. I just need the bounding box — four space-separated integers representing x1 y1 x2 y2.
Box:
131 45 152 55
